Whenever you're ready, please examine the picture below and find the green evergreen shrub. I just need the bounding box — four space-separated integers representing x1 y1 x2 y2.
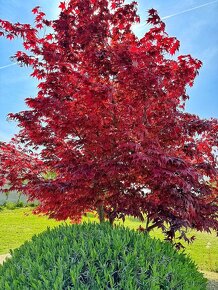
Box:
15 201 24 208
4 202 16 210
27 202 38 207
0 223 207 289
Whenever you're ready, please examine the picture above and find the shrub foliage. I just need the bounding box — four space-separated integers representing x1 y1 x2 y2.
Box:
0 223 206 289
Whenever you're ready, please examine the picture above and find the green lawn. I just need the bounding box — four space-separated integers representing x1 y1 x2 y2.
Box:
0 208 217 272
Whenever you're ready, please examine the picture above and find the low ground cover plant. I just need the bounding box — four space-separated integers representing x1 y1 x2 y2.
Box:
0 223 207 289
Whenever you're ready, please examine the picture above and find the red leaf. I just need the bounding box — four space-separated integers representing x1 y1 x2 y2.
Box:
59 2 66 10
111 3 117 9
36 23 43 29
148 8 157 15
23 42 30 50
32 6 40 14
169 40 180 55
130 46 138 53
6 34 14 40
46 34 53 41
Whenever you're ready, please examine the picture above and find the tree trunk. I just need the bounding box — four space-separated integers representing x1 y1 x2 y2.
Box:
17 192 21 203
109 216 114 226
97 205 105 223
145 221 162 233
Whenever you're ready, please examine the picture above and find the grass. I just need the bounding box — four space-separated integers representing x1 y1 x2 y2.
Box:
0 208 217 272
0 208 63 254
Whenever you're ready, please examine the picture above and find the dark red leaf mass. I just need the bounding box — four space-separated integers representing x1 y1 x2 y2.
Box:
0 0 217 244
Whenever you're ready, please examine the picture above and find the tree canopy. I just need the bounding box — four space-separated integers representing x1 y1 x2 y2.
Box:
0 0 217 244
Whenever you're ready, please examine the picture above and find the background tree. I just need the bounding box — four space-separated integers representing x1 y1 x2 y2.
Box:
0 0 217 244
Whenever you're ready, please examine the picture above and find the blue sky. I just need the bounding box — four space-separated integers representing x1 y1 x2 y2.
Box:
0 0 218 141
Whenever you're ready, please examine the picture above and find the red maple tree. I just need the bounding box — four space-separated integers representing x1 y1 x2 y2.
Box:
0 0 217 243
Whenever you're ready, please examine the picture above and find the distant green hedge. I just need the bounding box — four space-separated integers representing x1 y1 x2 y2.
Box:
0 223 206 289
0 201 37 211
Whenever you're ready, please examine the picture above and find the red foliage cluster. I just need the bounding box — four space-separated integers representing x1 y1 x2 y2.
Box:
0 0 217 243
